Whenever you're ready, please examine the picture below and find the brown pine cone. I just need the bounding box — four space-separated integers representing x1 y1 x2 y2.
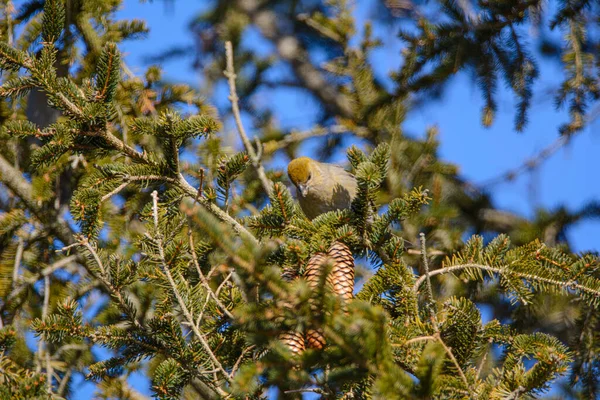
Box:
279 330 305 355
279 266 304 355
303 252 334 350
303 252 334 289
328 241 355 302
306 328 326 350
281 266 298 282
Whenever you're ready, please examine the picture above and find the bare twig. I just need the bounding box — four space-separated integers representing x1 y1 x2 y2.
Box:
263 124 368 153
12 237 24 284
100 181 129 202
224 41 273 196
230 345 255 378
481 135 569 187
399 335 437 346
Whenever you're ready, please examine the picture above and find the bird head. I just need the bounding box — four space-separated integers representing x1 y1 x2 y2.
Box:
287 157 317 197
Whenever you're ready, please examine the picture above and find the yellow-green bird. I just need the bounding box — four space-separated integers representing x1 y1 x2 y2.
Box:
287 157 357 220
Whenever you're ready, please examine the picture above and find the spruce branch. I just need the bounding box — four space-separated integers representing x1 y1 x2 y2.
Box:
150 191 232 392
72 237 143 329
224 41 272 196
0 154 79 247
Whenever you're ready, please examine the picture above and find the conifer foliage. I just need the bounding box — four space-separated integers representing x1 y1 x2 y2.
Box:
0 0 599 399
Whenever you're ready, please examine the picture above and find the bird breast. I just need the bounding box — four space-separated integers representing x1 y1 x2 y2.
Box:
298 165 357 219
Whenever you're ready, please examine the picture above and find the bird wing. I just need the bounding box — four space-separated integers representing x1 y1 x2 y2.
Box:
324 164 357 198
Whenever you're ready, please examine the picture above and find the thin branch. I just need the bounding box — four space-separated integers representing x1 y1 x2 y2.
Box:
43 275 53 394
179 177 258 245
476 341 490 378
100 181 129 202
284 388 327 395
412 263 600 298
230 345 255 378
397 333 472 395
406 248 445 257
0 154 78 247
435 333 472 395
188 231 235 320
215 270 234 297
420 233 439 331
12 237 24 284
5 255 79 310
506 386 526 400
224 41 272 196
106 173 258 240
263 124 368 153
80 238 107 277
481 135 568 187
56 368 72 397
190 379 221 400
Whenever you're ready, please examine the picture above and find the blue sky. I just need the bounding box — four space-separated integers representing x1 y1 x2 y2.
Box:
69 0 599 397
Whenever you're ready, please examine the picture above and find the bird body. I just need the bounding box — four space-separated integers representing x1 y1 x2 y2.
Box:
281 158 358 354
287 157 357 219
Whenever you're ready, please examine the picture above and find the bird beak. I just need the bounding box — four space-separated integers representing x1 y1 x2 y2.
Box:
298 184 309 197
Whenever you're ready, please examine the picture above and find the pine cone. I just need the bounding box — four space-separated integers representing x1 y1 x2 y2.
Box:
302 244 355 350
303 252 333 350
303 252 334 289
279 330 305 355
281 266 298 282
306 328 326 350
279 268 304 355
328 241 355 302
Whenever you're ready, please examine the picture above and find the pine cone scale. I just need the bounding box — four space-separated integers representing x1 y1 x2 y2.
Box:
279 331 305 355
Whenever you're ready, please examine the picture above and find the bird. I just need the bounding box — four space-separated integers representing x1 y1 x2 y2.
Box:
287 157 357 220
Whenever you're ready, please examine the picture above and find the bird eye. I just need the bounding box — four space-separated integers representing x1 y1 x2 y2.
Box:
308 172 312 180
